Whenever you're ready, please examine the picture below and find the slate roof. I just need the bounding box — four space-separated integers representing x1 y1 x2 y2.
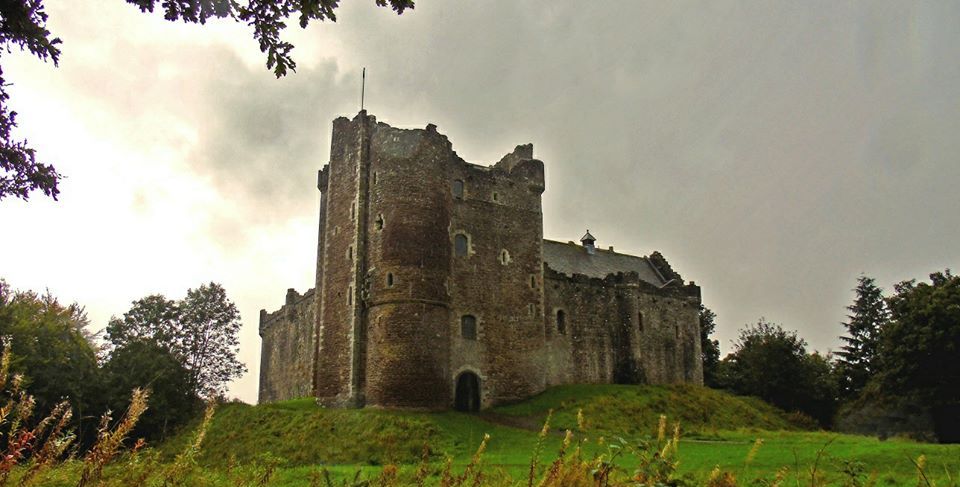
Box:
542 239 665 286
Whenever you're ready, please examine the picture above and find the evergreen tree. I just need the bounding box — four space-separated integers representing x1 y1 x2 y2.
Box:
699 304 721 387
835 275 888 400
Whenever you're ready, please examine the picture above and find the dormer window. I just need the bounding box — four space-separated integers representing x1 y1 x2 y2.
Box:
452 179 464 199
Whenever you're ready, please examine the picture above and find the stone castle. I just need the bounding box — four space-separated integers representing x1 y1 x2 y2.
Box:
258 111 703 410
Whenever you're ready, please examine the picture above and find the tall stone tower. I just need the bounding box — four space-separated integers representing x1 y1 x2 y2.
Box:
314 111 460 408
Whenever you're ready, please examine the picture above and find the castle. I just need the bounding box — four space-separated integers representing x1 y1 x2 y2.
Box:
258 111 703 410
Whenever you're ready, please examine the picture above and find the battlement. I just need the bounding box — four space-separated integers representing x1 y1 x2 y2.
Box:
258 287 315 335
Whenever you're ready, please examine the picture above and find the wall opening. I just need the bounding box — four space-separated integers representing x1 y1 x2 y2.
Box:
386 273 394 288
452 179 464 199
461 315 477 340
375 214 384 230
492 192 499 202
499 249 510 265
454 234 469 257
556 310 566 335
530 275 536 289
638 312 644 332
454 372 480 412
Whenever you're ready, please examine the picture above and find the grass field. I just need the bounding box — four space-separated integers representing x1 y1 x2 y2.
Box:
141 384 960 485
14 384 960 485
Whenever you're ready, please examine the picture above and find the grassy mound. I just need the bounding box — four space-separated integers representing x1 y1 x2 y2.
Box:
164 384 811 468
490 384 813 438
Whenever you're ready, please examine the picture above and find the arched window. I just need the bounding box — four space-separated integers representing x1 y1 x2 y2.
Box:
454 234 469 257
499 249 510 265
556 310 566 335
452 179 464 199
461 315 477 340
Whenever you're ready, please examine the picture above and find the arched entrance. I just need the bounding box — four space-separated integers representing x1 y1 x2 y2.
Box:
454 372 481 412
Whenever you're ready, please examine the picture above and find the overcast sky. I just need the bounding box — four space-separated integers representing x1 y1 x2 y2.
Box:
1 1 958 403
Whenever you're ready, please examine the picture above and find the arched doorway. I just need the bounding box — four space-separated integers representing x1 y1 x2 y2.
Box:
454 372 481 412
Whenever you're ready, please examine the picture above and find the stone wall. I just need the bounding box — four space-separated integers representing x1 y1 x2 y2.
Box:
258 288 316 403
542 267 703 388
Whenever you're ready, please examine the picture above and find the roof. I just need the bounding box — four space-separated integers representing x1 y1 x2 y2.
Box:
542 239 665 285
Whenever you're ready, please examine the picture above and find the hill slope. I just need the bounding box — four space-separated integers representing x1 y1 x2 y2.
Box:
165 384 810 468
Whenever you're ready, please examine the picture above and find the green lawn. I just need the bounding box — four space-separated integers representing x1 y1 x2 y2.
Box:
77 385 960 485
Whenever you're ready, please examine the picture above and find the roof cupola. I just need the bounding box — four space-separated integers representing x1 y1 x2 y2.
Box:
580 230 596 254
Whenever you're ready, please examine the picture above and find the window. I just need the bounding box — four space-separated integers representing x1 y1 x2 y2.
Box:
529 303 535 316
347 287 353 305
638 312 644 332
492 192 499 202
373 171 378 184
454 234 469 257
386 273 394 288
461 315 477 340
530 275 536 289
375 214 384 230
499 249 510 265
351 202 356 220
452 179 464 199
347 246 353 260
556 310 566 335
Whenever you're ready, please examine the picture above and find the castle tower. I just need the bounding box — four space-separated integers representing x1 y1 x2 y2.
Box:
314 112 454 408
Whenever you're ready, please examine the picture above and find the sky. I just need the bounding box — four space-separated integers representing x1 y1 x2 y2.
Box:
1 1 958 404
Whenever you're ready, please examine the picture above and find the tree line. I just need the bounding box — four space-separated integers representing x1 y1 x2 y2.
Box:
0 280 246 447
699 269 960 442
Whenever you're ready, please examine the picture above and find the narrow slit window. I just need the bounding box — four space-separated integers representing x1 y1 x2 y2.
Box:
500 249 510 265
530 275 536 289
452 179 464 199
492 192 499 202
638 312 644 332
347 246 353 260
351 202 356 220
386 273 394 288
556 310 566 335
347 287 352 305
375 214 384 230
455 234 469 257
461 315 477 340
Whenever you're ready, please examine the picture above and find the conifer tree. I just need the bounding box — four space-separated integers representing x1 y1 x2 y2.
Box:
835 275 888 400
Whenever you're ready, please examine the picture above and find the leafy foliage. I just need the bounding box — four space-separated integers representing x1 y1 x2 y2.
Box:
107 282 246 398
717 319 838 427
102 340 199 442
124 0 414 77
0 279 99 416
835 275 888 400
699 304 721 388
0 0 62 201
879 270 960 407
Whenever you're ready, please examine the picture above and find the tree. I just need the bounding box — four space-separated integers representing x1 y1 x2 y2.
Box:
107 282 246 398
835 275 888 401
0 279 100 417
1 0 414 201
102 340 199 441
879 270 960 441
698 304 721 387
0 1 63 200
717 318 838 426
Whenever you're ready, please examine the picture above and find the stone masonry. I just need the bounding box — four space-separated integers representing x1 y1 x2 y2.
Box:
258 112 703 409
